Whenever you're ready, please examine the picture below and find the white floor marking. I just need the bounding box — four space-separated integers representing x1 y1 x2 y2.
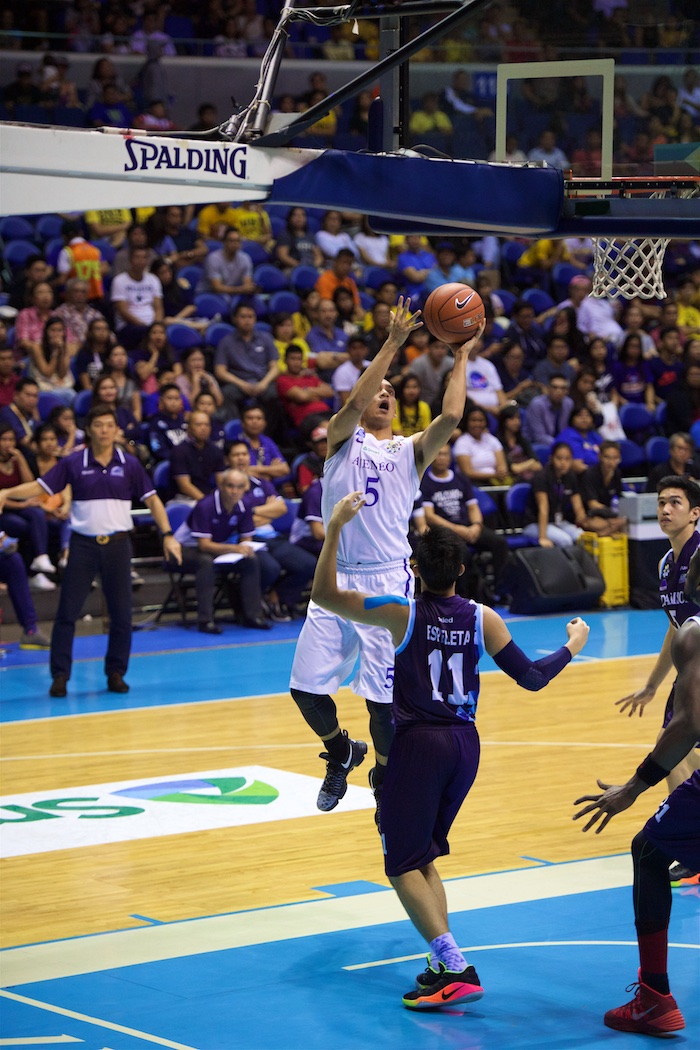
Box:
0 857 635 987
0 1037 83 1045
0 992 199 1050
344 940 700 971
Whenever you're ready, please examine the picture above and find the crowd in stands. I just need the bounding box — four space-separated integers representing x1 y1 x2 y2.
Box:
2 194 700 626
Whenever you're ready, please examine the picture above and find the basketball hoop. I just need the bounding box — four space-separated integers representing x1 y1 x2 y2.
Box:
587 183 700 300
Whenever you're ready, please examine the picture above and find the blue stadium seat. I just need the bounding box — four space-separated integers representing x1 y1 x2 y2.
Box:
152 460 172 499
224 419 243 442
3 239 39 270
504 482 538 547
618 438 647 471
166 324 203 351
495 288 517 316
268 291 300 315
194 293 228 319
35 214 64 242
0 216 35 241
38 392 63 420
532 443 551 466
552 263 580 301
205 322 234 347
73 390 93 420
522 288 555 314
179 265 204 288
645 436 669 465
241 240 270 266
619 403 655 441
253 264 289 293
362 266 394 291
290 265 320 293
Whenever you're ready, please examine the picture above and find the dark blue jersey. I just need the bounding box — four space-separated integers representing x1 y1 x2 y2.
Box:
393 593 484 728
658 531 700 629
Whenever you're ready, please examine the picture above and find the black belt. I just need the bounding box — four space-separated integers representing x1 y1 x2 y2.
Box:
82 532 132 545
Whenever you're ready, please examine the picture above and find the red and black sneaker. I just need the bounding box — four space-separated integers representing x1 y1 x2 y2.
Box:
402 963 484 1010
604 972 685 1035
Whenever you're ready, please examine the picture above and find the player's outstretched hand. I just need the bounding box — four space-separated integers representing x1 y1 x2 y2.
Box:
615 686 655 717
454 318 487 355
388 296 422 345
330 491 367 528
573 779 635 833
565 616 590 656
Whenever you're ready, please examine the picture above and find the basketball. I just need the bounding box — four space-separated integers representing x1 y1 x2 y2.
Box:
423 283 485 343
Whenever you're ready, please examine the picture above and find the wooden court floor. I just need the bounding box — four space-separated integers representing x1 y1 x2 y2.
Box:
1 655 679 951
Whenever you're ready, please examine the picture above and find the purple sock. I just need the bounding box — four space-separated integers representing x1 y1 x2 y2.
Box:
430 933 466 973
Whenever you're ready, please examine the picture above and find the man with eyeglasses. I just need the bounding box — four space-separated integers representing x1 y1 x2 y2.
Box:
646 432 700 493
522 373 574 447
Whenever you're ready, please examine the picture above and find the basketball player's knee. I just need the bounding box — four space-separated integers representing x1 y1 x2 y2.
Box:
632 828 670 872
290 688 338 737
365 699 394 756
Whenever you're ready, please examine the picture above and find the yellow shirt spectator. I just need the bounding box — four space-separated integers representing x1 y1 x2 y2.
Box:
230 204 274 245
197 203 240 239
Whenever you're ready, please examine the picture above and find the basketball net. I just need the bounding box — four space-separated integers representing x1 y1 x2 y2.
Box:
591 187 699 300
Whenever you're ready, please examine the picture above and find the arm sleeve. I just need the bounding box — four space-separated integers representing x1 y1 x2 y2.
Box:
493 639 572 691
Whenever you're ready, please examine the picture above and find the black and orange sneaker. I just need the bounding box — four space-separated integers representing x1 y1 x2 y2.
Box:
402 963 484 1010
604 972 685 1035
669 861 699 886
415 956 441 989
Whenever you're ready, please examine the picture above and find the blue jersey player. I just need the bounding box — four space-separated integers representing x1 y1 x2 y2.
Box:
616 476 700 799
312 492 589 1010
574 546 700 1037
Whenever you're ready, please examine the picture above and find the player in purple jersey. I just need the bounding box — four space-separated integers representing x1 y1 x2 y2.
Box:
313 492 589 1010
574 547 700 1038
616 477 700 795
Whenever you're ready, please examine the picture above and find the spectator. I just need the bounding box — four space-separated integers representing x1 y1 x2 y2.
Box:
214 302 279 419
0 347 19 410
146 207 207 271
46 404 83 457
288 477 324 557
396 234 436 304
299 89 338 140
365 302 393 360
305 298 349 381
213 16 247 58
38 54 81 110
527 128 569 169
197 202 242 241
132 322 181 398
516 238 565 287
523 373 574 446
85 57 131 110
577 289 623 344
315 211 359 265
646 433 700 492
465 338 508 416
615 301 656 357
392 373 431 437
275 207 323 272
197 228 256 308
522 441 587 548
494 341 539 406
532 335 577 389
316 249 362 312
422 242 476 298
580 440 628 536
611 333 655 411
674 278 700 341
454 405 509 485
176 347 223 412
648 326 684 404
354 218 391 268
547 306 588 362
503 300 548 371
332 286 361 337
55 221 105 304
420 443 509 601
0 379 40 451
2 62 41 113
229 201 275 253
0 423 56 590
27 317 76 405
409 92 453 139
151 259 207 333
0 532 51 649
294 425 327 494
169 411 225 503
189 102 218 132
88 82 133 129
193 392 225 450
497 403 542 482
110 247 164 350
411 339 454 413
55 280 105 352
90 374 140 447
112 224 157 276
148 383 188 462
85 206 133 249
231 402 290 485
104 344 141 421
664 362 700 436
441 69 493 123
557 405 603 474
129 10 176 57
292 288 321 341
331 335 371 407
7 254 53 314
14 281 56 364
273 313 312 371
276 344 333 429
73 315 113 390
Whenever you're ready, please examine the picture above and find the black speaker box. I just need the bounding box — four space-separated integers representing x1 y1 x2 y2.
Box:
503 546 605 615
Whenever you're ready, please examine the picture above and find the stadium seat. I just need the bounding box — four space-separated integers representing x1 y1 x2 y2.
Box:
253 264 289 293
504 482 538 547
166 324 203 351
241 240 270 266
268 291 300 315
362 266 394 291
179 265 204 288
92 239 117 264
495 288 517 316
522 288 555 314
0 216 35 241
35 214 64 242
618 438 647 472
38 392 64 420
152 460 172 499
3 239 39 270
619 403 655 442
205 322 234 347
224 419 243 441
532 443 551 466
73 390 93 420
552 262 580 300
290 265 320 293
44 237 65 267
645 436 669 465
194 293 228 319
270 498 301 537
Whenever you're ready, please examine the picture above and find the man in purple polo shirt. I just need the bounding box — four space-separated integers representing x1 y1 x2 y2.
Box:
173 468 273 633
0 405 181 697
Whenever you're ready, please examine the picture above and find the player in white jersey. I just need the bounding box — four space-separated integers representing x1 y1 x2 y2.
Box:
290 297 485 817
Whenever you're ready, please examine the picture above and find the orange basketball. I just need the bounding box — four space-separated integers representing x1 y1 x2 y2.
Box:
423 283 485 343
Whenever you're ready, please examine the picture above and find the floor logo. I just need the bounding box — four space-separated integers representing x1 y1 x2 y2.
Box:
114 777 278 805
1 766 372 858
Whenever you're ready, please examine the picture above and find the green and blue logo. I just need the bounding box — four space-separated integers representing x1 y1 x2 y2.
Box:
113 777 278 806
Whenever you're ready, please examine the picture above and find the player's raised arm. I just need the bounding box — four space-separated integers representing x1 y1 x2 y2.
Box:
311 492 410 647
326 298 421 457
411 320 486 477
481 604 589 690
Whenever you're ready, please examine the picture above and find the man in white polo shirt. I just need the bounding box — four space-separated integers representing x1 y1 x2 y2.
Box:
0 405 181 697
110 245 164 350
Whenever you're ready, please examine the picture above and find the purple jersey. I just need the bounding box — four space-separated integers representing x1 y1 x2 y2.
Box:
658 531 700 629
393 593 484 728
